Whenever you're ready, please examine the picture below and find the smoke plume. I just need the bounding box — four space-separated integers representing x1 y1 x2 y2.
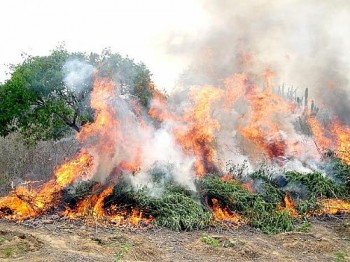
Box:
163 0 350 123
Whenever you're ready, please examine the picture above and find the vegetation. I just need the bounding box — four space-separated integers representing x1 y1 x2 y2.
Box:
285 167 349 215
199 175 294 234
335 251 347 262
286 171 347 199
1 46 350 235
96 157 350 234
107 180 211 231
325 151 350 189
0 47 155 144
0 134 79 196
200 234 220 247
115 242 133 262
296 220 312 233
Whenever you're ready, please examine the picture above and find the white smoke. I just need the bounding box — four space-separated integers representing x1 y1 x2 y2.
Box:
63 59 94 94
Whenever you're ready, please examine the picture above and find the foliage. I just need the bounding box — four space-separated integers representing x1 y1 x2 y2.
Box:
335 251 347 262
325 152 350 188
296 220 312 233
107 178 211 231
115 242 133 262
250 171 285 204
295 197 320 215
200 234 220 247
0 46 155 143
140 191 211 231
285 171 347 199
0 172 12 196
62 180 98 206
199 176 294 234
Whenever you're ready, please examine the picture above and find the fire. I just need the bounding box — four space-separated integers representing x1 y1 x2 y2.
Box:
316 199 350 215
332 120 350 165
0 152 94 221
242 180 255 194
238 80 292 160
0 78 149 225
307 117 332 150
174 86 223 176
211 198 246 226
54 152 94 187
63 185 153 226
308 116 350 164
278 194 299 218
1 66 350 228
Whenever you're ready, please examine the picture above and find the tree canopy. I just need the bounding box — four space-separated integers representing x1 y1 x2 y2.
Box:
0 47 155 143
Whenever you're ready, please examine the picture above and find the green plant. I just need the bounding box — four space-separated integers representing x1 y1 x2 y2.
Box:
4 248 14 258
335 251 347 262
0 47 155 144
0 236 6 245
201 234 220 247
115 242 133 262
295 197 320 215
286 171 347 199
107 179 211 231
296 221 312 233
327 153 350 188
250 172 284 204
139 191 211 231
200 176 295 234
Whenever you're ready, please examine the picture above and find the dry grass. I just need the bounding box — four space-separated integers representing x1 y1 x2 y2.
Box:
0 134 80 196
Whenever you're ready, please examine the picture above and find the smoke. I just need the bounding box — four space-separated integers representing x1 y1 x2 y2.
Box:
163 0 350 122
63 59 94 94
59 1 350 196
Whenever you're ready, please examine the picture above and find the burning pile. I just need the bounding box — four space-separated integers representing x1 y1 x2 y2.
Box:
1 66 350 233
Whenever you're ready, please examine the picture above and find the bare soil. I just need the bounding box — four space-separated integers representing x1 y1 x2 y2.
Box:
0 217 349 261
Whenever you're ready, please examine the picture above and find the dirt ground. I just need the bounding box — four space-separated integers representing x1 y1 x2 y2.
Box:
0 217 349 262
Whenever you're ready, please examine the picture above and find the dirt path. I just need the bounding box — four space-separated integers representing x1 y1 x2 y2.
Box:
0 217 349 261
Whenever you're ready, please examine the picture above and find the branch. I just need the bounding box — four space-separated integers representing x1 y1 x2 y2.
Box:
54 111 81 132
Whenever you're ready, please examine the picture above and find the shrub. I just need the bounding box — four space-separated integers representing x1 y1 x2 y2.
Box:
199 176 294 234
285 171 347 199
107 179 211 231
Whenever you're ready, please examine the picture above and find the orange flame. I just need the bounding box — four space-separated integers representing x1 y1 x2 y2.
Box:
0 152 94 221
2 68 350 226
316 199 350 215
211 198 246 226
174 86 223 176
278 194 299 218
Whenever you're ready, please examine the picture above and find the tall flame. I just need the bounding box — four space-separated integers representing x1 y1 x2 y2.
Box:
1 68 350 224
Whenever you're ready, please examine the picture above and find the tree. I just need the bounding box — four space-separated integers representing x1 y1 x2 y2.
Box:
0 47 155 143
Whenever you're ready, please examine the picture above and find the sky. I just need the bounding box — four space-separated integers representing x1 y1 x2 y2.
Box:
1 0 349 94
0 0 208 89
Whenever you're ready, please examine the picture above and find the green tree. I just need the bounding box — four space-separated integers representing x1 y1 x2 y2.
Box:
0 47 155 143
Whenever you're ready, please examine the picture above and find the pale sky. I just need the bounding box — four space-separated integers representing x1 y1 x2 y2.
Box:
0 0 209 89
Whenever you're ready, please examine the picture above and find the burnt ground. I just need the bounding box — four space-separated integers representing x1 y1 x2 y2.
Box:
0 217 349 261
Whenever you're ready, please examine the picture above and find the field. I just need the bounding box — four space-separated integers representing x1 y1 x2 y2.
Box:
0 217 349 261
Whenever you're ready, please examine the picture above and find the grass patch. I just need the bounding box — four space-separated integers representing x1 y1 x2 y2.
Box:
0 237 6 245
3 247 14 258
115 242 133 262
0 245 27 258
296 221 312 233
200 234 220 247
335 251 347 262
